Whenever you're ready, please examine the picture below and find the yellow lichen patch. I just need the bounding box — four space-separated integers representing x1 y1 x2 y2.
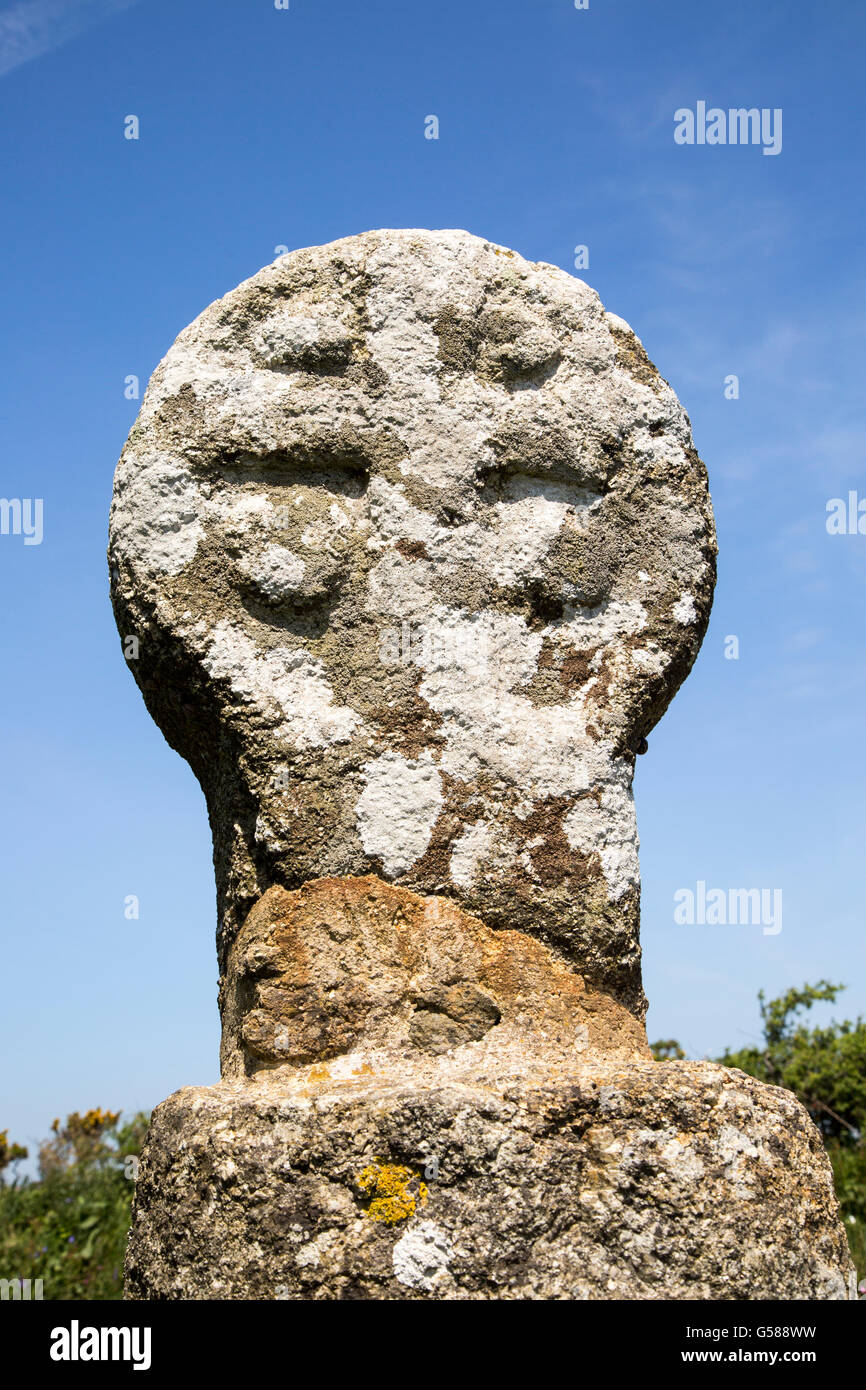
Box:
356 1162 428 1225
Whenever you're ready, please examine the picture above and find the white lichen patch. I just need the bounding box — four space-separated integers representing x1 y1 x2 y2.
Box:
716 1124 762 1200
562 597 648 646
253 312 353 368
356 751 444 876
207 491 274 538
301 499 361 550
485 486 591 588
199 621 362 749
718 1125 760 1167
562 766 639 902
673 592 697 625
605 311 635 337
660 1135 706 1182
449 819 517 891
366 478 445 551
110 449 205 576
237 544 306 602
392 1220 452 1292
412 604 636 805
631 645 670 675
295 1230 339 1269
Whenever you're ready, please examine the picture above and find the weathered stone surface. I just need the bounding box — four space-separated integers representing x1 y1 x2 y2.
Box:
109 228 717 1023
124 1060 854 1301
222 875 649 1076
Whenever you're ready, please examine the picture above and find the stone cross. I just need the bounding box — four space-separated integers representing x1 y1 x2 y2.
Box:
110 229 715 1076
114 234 853 1304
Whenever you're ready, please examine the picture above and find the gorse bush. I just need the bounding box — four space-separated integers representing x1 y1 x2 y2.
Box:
0 1130 28 1182
0 1109 148 1301
38 1107 123 1177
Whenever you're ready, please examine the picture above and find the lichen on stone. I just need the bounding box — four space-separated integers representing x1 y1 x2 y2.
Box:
356 1161 428 1225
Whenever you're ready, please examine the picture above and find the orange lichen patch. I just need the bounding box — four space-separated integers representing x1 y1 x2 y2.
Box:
229 874 650 1071
356 1161 428 1225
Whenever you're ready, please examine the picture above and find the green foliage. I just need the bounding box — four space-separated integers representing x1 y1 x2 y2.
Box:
722 981 866 1281
651 982 866 1283
827 1142 866 1284
719 981 866 1144
0 1110 149 1300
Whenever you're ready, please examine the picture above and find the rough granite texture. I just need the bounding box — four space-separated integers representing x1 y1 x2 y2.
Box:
112 231 853 1300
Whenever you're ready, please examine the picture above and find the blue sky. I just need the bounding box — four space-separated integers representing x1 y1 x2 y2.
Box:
1 0 864 1157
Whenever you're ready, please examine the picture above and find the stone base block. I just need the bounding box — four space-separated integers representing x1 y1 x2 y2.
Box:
124 1059 854 1300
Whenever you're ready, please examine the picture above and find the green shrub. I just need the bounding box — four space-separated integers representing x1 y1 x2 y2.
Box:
719 981 866 1145
0 1109 148 1301
827 1142 866 1282
654 980 866 1283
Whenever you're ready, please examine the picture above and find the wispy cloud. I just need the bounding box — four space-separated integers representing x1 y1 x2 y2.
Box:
0 0 139 78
